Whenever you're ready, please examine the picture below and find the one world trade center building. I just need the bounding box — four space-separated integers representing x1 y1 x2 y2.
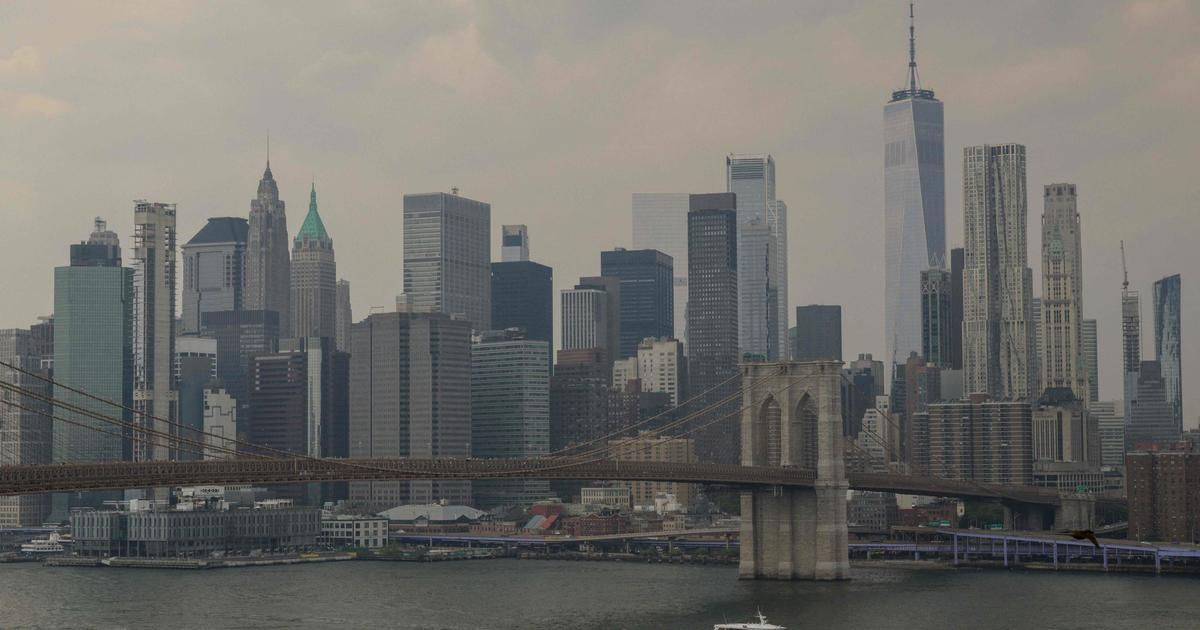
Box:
884 4 944 370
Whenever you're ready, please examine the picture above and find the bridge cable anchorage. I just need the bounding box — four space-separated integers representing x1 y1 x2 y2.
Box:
0 368 443 478
544 369 751 458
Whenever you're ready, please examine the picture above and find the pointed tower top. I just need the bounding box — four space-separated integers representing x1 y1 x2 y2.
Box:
890 1 935 102
296 181 329 243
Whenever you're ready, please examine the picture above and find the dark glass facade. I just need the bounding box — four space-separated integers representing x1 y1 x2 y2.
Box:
793 305 842 361
491 260 553 357
600 249 674 359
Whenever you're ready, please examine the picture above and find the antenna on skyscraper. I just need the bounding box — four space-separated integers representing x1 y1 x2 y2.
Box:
1120 240 1130 292
908 2 920 92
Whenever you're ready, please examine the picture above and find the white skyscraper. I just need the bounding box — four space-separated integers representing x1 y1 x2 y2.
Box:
726 154 788 360
962 144 1034 399
1040 183 1087 402
632 193 690 347
132 201 179 461
883 4 945 369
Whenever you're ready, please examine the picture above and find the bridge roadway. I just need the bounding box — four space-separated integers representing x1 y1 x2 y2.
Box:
0 458 1123 508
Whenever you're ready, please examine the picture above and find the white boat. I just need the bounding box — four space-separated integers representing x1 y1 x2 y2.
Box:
714 610 786 630
20 533 67 554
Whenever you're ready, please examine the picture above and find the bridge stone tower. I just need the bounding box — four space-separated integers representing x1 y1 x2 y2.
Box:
738 361 850 580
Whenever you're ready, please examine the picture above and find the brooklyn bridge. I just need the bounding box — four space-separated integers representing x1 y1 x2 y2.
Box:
0 359 1121 580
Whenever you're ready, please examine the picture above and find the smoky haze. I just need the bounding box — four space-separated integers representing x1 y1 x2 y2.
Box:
0 0 1196 425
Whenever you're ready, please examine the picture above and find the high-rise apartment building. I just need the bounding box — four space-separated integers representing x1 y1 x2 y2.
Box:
1126 450 1200 543
920 268 952 368
132 201 178 462
793 305 842 361
335 279 352 353
687 195 740 463
1153 274 1182 432
402 192 491 330
1122 264 1142 421
471 329 551 508
550 348 612 453
726 155 788 360
1030 296 1043 396
246 161 291 338
0 328 52 526
1040 184 1088 402
349 310 472 511
501 224 529 262
180 217 247 334
884 6 945 370
291 184 337 340
962 144 1034 399
636 337 686 407
53 218 132 464
601 248 674 359
632 193 691 347
561 277 620 366
1082 318 1099 404
925 396 1032 485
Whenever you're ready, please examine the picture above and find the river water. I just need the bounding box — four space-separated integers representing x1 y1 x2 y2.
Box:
0 560 1196 629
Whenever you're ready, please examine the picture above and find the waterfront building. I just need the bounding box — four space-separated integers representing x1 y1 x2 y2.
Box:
471 329 551 509
1153 274 1182 432
601 248 674 359
132 201 178 462
349 310 472 511
402 191 491 330
199 310 279 422
319 514 388 549
686 195 740 463
726 155 787 360
1082 318 1099 403
0 329 52 526
246 160 291 338
793 305 842 361
1126 361 1180 448
920 268 953 368
335 279 352 353
291 184 337 341
1040 184 1088 402
561 276 620 367
1126 449 1200 542
175 336 218 460
53 218 132 464
847 491 899 531
606 433 695 510
962 144 1034 399
632 193 691 347
180 217 247 334
883 6 945 370
580 487 633 512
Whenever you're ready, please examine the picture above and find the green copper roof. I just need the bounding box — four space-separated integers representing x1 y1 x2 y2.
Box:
295 183 330 242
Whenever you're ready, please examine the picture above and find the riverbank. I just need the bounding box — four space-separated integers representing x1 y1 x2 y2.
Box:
44 552 356 570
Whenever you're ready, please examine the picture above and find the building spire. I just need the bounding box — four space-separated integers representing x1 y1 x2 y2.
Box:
908 1 920 92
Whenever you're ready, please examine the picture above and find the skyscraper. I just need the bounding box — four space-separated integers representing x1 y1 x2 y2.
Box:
200 309 280 422
471 329 551 508
600 248 674 358
962 144 1034 399
291 183 337 340
632 193 691 347
402 191 491 330
1082 319 1099 403
949 248 964 370
1030 296 1043 396
53 218 132 464
1126 361 1179 448
175 336 217 461
793 305 842 361
1121 244 1141 421
180 217 247 334
492 227 553 359
726 154 788 360
687 194 739 463
920 268 952 368
884 4 945 370
349 310 472 511
1153 274 1182 431
0 328 52 526
501 224 529 262
335 279 352 353
246 160 291 338
132 201 178 462
561 277 620 366
1040 184 1087 402
636 337 686 407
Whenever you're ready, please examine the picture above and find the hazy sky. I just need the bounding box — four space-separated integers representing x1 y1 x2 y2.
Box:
1 1 1196 426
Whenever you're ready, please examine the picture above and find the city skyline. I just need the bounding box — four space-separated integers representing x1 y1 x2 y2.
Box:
0 2 1197 425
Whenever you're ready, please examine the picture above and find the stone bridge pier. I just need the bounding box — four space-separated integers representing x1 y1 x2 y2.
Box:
738 361 849 580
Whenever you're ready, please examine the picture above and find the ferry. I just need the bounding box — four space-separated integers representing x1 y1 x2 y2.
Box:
20 533 68 555
714 610 786 630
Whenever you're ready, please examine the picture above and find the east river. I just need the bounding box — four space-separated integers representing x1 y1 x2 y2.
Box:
0 560 1197 629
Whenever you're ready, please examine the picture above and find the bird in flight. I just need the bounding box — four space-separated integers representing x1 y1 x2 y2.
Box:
1062 529 1101 549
